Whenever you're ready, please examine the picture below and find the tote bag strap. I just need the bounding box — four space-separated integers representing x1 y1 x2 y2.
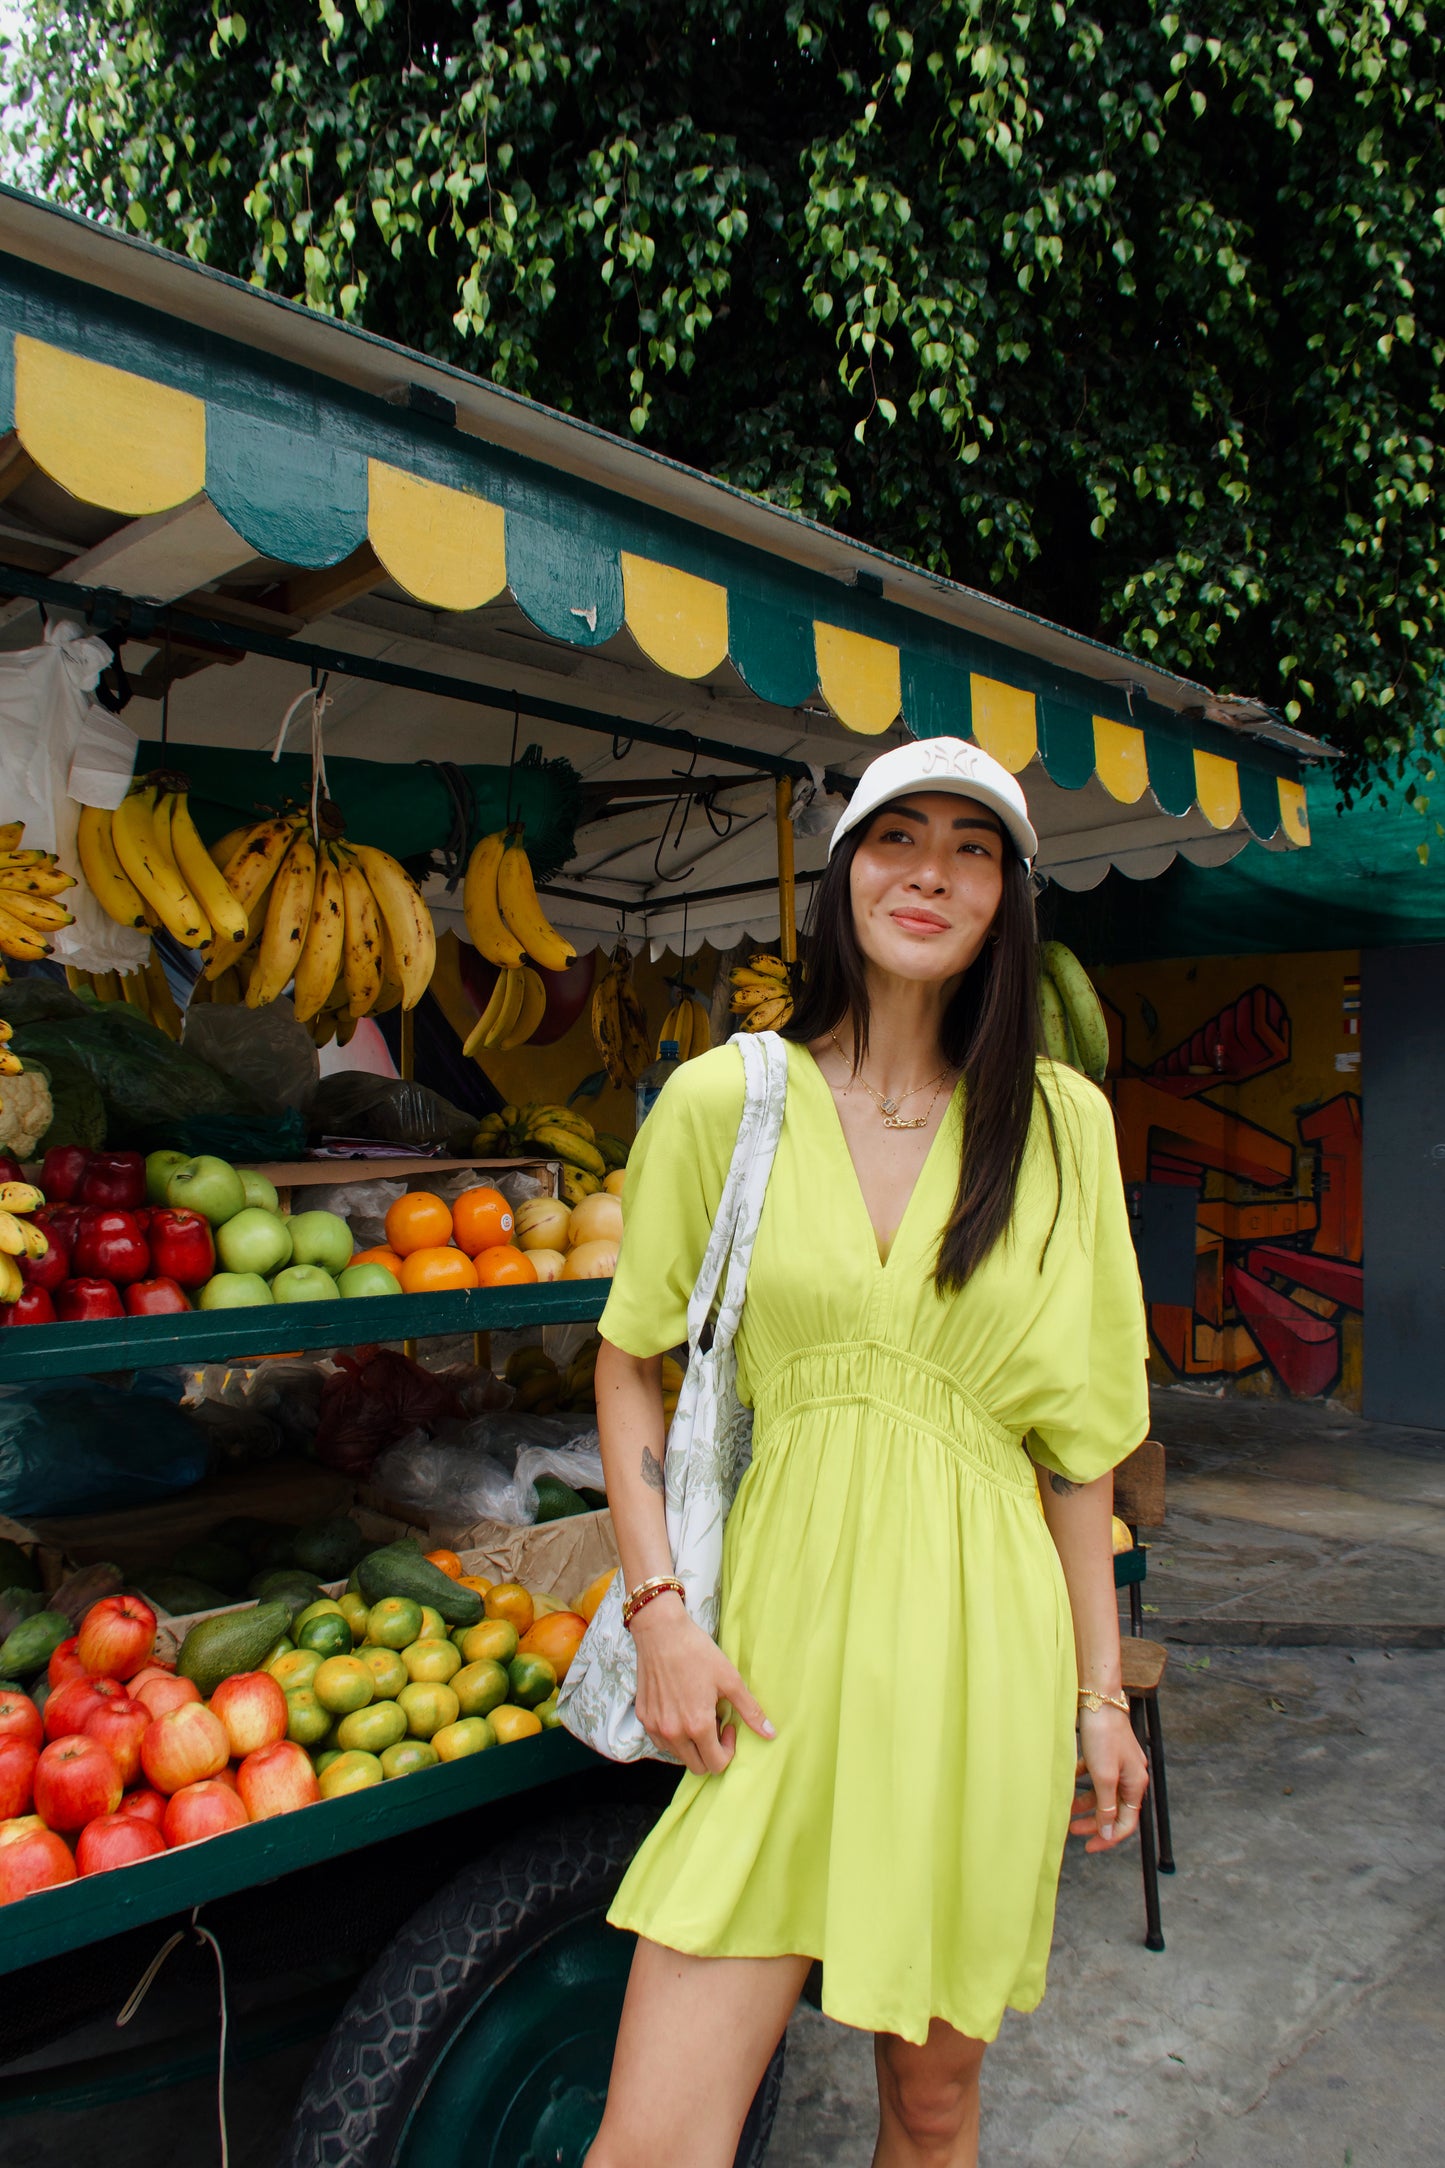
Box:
683 1031 789 1358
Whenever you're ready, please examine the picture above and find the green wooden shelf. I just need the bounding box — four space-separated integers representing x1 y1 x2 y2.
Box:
0 1279 610 1385
0 1727 597 1977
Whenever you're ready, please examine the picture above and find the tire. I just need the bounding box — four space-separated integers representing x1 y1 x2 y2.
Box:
280 1804 785 2168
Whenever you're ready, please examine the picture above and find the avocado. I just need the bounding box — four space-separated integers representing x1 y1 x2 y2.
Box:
247 1568 325 1620
577 1487 608 1512
533 1475 589 1523
288 1515 368 1583
0 1610 71 1680
355 1544 482 1627
168 1540 251 1596
210 1516 288 1561
0 1539 40 1594
135 1572 234 1618
176 1600 293 1698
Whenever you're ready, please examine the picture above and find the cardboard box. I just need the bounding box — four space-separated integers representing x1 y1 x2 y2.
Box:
240 1157 560 1208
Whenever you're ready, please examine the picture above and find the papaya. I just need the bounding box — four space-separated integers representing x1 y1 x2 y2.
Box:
355 1544 483 1627
0 1610 70 1680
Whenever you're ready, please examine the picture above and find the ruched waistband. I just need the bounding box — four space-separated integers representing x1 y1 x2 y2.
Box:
749 1340 1035 1498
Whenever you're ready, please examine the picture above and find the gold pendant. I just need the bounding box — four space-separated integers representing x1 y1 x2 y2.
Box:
883 1111 929 1130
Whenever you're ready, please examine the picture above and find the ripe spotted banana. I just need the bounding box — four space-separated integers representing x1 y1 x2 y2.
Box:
739 992 792 1033
591 949 628 1088
166 793 250 946
222 817 303 915
0 1183 44 1216
339 853 385 1019
0 897 53 960
463 829 525 968
503 966 548 1050
495 829 575 973
292 846 346 1021
111 785 208 947
532 1123 608 1179
248 833 318 1007
0 1210 47 1259
348 844 436 1010
0 1252 23 1305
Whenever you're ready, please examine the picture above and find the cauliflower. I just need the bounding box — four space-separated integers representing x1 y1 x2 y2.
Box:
0 1068 54 1157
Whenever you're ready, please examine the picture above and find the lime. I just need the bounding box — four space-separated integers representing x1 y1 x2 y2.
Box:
313 1747 344 1775
270 1648 322 1692
262 1637 295 1666
359 1645 407 1699
318 1749 383 1798
433 1716 495 1762
297 1613 352 1660
338 1592 370 1643
489 1703 543 1744
380 1739 439 1779
402 1637 462 1685
284 1686 332 1747
396 1680 460 1740
336 1700 407 1754
452 1659 509 1719
534 1692 561 1730
417 1604 448 1643
365 1596 423 1650
507 1652 558 1710
294 1598 349 1633
313 1654 375 1716
455 1619 518 1667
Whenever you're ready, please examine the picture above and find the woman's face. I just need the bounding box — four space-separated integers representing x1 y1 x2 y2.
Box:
848 791 1007 983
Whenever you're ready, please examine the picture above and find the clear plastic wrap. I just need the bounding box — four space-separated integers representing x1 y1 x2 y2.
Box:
370 1417 603 1526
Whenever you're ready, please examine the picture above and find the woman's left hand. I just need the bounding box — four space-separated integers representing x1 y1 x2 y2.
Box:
1070 1706 1150 1852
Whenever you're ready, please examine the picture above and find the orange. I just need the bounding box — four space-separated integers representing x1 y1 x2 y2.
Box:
385 1191 453 1256
490 1704 543 1745
398 1246 478 1293
425 1548 463 1580
473 1244 538 1288
350 1245 404 1281
484 1582 535 1635
517 1610 589 1683
457 1575 492 1597
574 1568 617 1624
451 1186 515 1256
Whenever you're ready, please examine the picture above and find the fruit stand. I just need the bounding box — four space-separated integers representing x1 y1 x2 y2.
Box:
0 181 1326 2166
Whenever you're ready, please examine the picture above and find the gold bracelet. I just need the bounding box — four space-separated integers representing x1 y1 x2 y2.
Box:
622 1575 685 1628
1078 1687 1129 1715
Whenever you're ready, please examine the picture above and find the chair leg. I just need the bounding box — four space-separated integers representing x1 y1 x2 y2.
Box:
1130 1697 1165 1952
1129 1582 1143 1635
1143 1689 1175 1873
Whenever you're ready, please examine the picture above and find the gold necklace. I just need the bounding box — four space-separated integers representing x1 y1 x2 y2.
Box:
828 1030 955 1130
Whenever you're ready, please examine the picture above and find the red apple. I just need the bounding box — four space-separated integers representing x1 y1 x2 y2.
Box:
47 1637 88 1690
235 1740 319 1822
44 1675 126 1742
126 1661 177 1696
162 1778 249 1847
0 1816 77 1903
76 1811 167 1874
76 1595 156 1681
81 1698 150 1787
0 1742 36 1819
0 1693 42 1753
140 1703 229 1795
132 1674 200 1720
211 1764 239 1793
118 1787 167 1830
33 1735 123 1831
208 1672 287 1760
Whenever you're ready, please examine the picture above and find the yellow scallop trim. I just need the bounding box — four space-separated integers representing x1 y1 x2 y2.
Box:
14 335 205 517
1193 749 1242 830
1278 776 1310 846
620 553 729 679
1092 716 1149 803
814 624 901 735
969 675 1037 772
366 460 506 612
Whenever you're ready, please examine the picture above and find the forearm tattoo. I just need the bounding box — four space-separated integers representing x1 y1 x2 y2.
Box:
1049 1472 1079 1495
640 1446 666 1493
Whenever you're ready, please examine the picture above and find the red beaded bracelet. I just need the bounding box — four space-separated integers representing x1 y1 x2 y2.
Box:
622 1575 685 1629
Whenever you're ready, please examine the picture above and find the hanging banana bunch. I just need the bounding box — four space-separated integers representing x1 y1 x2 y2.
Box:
1037 941 1109 1081
657 986 713 1061
0 822 77 972
0 1178 47 1307
730 953 794 1033
591 939 652 1088
464 824 577 975
463 965 548 1058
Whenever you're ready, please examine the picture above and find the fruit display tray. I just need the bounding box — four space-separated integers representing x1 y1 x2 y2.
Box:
0 1280 611 1385
0 1725 593 1976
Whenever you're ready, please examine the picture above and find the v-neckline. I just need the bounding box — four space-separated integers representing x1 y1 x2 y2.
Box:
797 1044 963 1271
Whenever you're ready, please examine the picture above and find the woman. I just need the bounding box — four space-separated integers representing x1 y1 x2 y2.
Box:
587 737 1150 2168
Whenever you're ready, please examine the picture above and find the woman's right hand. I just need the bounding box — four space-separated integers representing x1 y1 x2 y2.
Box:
630 1595 775 1774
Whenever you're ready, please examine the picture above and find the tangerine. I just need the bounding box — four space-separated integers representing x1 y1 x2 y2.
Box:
350 1245 404 1281
517 1610 589 1683
484 1582 535 1635
398 1246 479 1293
451 1186 515 1256
473 1245 538 1288
385 1191 453 1256
424 1548 464 1580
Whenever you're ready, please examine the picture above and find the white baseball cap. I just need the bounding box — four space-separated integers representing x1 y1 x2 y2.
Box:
827 736 1038 864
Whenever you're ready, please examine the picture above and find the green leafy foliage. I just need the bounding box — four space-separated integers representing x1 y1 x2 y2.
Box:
7 1 1442 784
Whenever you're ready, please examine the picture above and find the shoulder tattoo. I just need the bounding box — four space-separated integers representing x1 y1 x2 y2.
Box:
1048 1471 1079 1496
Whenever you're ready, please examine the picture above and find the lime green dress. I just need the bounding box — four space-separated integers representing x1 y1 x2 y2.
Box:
599 1042 1148 2046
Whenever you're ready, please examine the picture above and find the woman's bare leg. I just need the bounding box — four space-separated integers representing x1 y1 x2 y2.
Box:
873 2020 987 2167
586 1938 811 2168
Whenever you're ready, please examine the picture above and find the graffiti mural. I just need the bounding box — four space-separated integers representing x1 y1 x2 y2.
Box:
1098 952 1364 1403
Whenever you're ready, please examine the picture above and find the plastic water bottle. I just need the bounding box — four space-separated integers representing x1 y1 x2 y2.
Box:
636 1041 681 1128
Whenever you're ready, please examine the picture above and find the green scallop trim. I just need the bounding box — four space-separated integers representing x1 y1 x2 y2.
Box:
207 406 367 570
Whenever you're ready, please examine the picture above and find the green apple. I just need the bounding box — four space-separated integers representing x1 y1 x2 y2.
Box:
145 1149 191 1205
238 1169 280 1213
286 1210 354 1275
216 1206 293 1277
271 1264 341 1304
197 1271 274 1309
166 1154 247 1226
338 1262 401 1300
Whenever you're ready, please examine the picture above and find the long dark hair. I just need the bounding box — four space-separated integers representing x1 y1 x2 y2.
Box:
784 818 1055 1294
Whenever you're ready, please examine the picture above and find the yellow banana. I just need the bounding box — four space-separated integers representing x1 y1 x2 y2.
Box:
348 844 435 1010
168 794 249 946
0 898 52 960
0 1183 41 1215
501 966 548 1050
0 1211 40 1256
203 881 268 982
292 846 346 1021
747 953 790 980
560 1167 601 1205
0 891 72 933
0 1050 21 1077
0 862 75 897
209 826 251 875
207 965 243 1004
0 1018 11 1040
76 806 148 930
0 1253 23 1304
741 993 793 1033
464 967 524 1056
591 955 627 1087
111 785 208 948
525 1106 595 1140
0 822 22 851
463 829 525 968
495 831 575 973
142 948 184 1041
337 851 384 1018
531 1123 607 1179
222 817 302 913
247 833 318 1007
